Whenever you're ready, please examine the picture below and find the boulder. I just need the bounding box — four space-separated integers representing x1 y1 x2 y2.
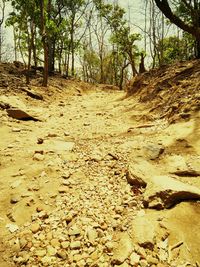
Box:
143 175 200 209
127 163 200 209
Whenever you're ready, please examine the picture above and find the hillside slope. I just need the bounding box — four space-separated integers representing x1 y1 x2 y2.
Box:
127 60 200 123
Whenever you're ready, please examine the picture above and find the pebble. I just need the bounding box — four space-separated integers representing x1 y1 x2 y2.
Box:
129 252 140 265
30 223 40 233
47 245 57 256
61 241 70 249
70 241 81 249
140 259 149 267
35 249 46 257
6 223 19 233
86 227 98 244
10 195 20 204
50 238 60 248
65 214 73 223
33 153 44 161
57 250 67 260
12 128 21 132
37 138 44 144
68 225 81 236
147 255 159 264
58 186 68 193
41 256 52 265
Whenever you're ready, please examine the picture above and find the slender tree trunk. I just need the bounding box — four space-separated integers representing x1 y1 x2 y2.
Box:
39 0 48 87
0 32 1 62
195 38 200 58
13 27 18 61
71 23 75 76
26 24 32 85
119 60 129 90
31 24 37 68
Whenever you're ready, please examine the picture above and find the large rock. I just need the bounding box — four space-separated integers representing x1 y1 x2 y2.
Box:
127 163 200 209
131 216 157 249
22 87 43 100
144 175 200 209
0 95 41 121
7 108 39 121
112 233 133 265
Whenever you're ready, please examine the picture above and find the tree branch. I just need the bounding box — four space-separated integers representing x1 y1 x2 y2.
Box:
154 0 200 39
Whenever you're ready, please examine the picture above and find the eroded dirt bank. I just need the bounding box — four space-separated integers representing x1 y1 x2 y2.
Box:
0 76 200 267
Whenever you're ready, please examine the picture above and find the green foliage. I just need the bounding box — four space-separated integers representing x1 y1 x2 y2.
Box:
157 34 195 65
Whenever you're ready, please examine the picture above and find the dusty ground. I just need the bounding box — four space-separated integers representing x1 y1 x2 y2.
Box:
0 69 200 267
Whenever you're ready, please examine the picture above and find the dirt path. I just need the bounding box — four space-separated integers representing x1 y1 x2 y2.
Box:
0 86 200 267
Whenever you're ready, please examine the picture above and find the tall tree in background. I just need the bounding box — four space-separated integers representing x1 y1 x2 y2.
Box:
0 0 6 62
154 0 200 58
38 0 48 86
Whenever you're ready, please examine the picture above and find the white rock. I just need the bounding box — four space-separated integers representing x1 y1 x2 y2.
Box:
6 223 19 233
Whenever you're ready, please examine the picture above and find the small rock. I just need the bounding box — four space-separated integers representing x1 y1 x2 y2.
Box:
143 144 164 160
105 241 114 252
6 223 19 233
19 238 28 249
65 214 73 223
58 186 68 193
12 128 21 132
140 259 148 267
41 256 53 265
70 241 81 249
37 138 44 144
31 223 40 233
57 250 67 260
36 206 43 212
146 255 159 265
50 239 60 248
10 195 20 204
69 225 81 236
33 153 44 161
115 206 124 214
64 132 70 136
86 227 98 244
61 241 70 249
35 250 46 257
47 245 57 256
47 133 58 137
129 252 140 265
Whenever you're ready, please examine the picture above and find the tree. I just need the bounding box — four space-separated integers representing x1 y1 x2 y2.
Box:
156 35 194 64
38 0 48 86
0 0 6 62
154 0 200 58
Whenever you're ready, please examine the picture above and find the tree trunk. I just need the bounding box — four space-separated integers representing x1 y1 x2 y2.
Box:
0 26 2 62
26 24 32 85
39 0 48 87
195 38 200 58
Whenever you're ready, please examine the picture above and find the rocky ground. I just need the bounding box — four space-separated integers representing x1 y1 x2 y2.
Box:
0 62 200 267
